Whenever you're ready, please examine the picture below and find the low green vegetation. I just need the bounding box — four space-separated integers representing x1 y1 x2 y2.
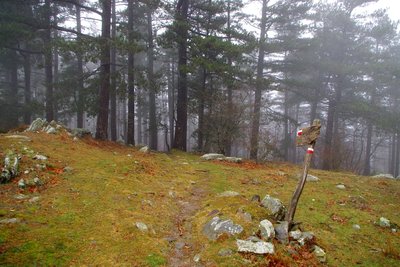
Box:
0 132 399 266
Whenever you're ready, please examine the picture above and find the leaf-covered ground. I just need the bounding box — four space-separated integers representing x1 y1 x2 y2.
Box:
0 132 399 266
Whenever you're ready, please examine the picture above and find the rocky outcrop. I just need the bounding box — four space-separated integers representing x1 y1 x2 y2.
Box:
1 153 20 183
203 216 243 240
200 153 242 163
236 239 274 254
260 195 286 220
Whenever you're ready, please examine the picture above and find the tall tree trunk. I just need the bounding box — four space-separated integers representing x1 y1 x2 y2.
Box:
173 0 189 151
44 0 54 122
323 97 335 170
249 0 267 160
95 0 111 140
76 2 84 128
363 123 373 175
197 68 206 152
9 49 19 129
110 0 117 141
126 0 135 145
283 89 290 161
147 7 157 150
323 75 343 170
23 53 31 124
53 5 59 121
168 56 175 149
137 90 143 144
224 0 233 156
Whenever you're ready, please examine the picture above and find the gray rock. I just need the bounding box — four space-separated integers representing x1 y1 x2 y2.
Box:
372 173 394 179
139 146 150 153
236 239 274 254
274 221 289 244
224 157 242 163
1 154 20 183
33 177 42 186
336 184 346 190
168 191 176 198
14 194 29 200
306 174 320 182
200 153 225 160
202 216 243 240
260 195 286 220
29 196 40 203
63 166 74 173
298 232 314 246
218 191 240 197
135 222 148 232
353 224 361 230
0 218 20 224
175 241 185 249
237 209 252 222
313 245 326 263
289 230 302 240
259 219 275 240
218 248 234 256
26 118 47 132
379 217 390 228
33 154 47 161
193 254 201 262
18 178 25 188
45 127 57 134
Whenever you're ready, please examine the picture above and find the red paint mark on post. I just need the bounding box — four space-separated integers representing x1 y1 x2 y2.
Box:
307 148 314 154
297 130 303 136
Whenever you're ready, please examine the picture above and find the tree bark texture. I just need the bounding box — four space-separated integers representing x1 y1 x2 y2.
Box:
249 0 267 160
173 0 189 151
110 0 117 141
23 53 31 124
95 0 111 140
126 0 135 145
44 0 54 122
147 7 157 150
76 1 84 128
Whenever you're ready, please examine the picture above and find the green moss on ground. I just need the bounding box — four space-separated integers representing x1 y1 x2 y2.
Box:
0 132 399 266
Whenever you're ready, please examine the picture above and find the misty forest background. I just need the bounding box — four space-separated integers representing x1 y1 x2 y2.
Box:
0 0 399 177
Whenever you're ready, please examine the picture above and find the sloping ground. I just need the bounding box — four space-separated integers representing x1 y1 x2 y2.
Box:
0 132 399 266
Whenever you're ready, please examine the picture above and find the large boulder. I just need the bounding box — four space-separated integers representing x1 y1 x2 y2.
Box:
0 153 20 183
306 174 320 182
203 216 243 240
378 217 391 228
218 191 240 197
201 153 225 160
372 173 394 179
26 118 47 132
236 239 274 254
274 221 289 244
313 245 327 263
224 157 242 163
259 219 275 240
260 195 286 220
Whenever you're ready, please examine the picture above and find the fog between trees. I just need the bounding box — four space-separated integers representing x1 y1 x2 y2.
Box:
0 0 399 176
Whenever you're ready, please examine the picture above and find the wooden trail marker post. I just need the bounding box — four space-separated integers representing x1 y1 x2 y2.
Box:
285 119 321 230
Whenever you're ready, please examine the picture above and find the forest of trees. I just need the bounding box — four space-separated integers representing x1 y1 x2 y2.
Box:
0 0 399 177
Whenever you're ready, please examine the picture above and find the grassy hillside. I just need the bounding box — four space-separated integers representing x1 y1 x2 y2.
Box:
0 131 399 266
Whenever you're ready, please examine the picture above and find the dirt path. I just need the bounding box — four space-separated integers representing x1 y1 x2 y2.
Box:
167 174 209 267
